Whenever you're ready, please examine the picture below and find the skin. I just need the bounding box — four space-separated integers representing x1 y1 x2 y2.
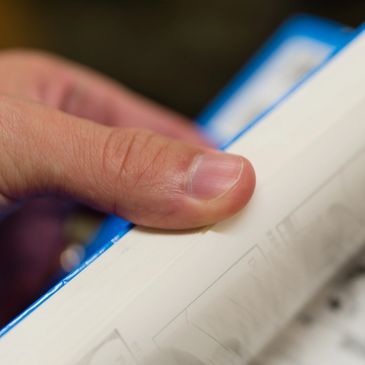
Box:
0 50 256 326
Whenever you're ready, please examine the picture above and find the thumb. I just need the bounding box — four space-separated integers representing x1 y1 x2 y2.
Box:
0 95 255 229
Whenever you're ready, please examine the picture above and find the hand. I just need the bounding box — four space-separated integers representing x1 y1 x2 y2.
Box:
0 50 255 326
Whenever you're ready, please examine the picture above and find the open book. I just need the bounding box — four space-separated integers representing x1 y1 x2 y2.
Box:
1 15 365 365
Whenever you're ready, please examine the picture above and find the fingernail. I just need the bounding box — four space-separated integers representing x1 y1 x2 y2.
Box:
187 153 244 200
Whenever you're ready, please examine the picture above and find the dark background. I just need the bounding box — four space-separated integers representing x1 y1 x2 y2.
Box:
1 0 364 118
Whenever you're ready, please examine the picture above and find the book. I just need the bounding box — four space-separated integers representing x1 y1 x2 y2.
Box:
197 14 352 146
82 14 352 259
1 15 365 365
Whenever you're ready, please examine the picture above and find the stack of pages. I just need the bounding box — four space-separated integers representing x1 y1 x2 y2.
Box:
1 15 365 365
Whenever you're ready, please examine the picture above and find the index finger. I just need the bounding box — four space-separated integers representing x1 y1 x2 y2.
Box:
0 50 210 146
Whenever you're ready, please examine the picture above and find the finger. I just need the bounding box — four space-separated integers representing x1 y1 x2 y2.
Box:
0 50 208 145
0 95 255 229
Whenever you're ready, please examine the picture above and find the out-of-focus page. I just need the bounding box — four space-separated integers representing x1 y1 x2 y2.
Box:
252 251 365 365
200 32 343 146
2 31 365 365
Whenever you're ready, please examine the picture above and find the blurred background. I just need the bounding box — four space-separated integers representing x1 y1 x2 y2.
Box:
1 0 364 117
0 0 364 328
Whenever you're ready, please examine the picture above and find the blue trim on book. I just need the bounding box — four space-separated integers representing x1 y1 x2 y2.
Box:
197 13 351 130
221 23 364 151
84 215 133 258
0 16 360 339
0 221 133 337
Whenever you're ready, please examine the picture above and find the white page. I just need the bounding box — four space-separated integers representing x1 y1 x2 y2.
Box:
253 251 365 365
204 36 334 145
203 24 364 365
1 30 365 365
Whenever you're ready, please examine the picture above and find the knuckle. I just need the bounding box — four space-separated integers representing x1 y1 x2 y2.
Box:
0 49 73 107
100 128 171 195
